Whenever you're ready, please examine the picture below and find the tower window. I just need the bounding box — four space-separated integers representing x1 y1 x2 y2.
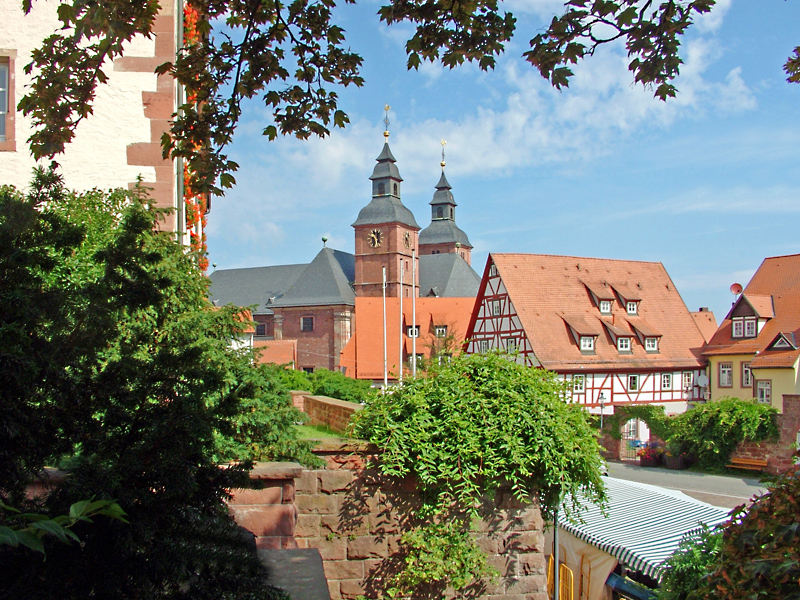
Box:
377 182 385 195
436 207 443 219
393 183 398 195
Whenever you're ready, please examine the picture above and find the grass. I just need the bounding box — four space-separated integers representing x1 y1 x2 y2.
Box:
296 423 346 440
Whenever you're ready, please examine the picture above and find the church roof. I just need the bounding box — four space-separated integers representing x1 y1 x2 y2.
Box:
208 264 307 314
429 172 456 206
419 219 472 248
418 253 481 297
369 143 403 181
352 196 420 229
272 248 355 308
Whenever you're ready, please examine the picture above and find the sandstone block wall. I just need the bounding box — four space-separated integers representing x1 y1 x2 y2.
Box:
730 394 800 474
294 443 548 600
303 395 362 434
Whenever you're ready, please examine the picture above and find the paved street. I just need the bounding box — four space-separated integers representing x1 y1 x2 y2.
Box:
607 461 767 510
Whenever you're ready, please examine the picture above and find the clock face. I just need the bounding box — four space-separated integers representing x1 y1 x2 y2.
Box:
367 229 383 248
403 231 411 249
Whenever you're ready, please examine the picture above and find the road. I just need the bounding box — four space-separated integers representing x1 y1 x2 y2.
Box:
607 461 767 510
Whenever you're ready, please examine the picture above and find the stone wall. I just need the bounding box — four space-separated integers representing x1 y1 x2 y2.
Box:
730 394 800 474
289 392 362 435
293 442 547 600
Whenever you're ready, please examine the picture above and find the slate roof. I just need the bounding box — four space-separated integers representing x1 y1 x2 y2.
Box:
419 219 472 247
475 253 707 371
209 264 307 314
271 248 355 308
352 196 420 229
418 253 481 298
703 253 800 368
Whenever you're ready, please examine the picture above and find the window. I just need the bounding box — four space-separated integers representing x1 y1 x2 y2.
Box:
406 325 420 338
742 362 752 387
255 323 266 336
626 301 638 315
492 300 501 316
301 316 314 332
376 182 385 195
393 183 398 195
478 339 489 353
756 380 771 404
683 372 693 390
662 373 672 389
573 375 585 393
599 300 612 314
617 337 631 352
645 337 658 352
732 319 743 338
506 337 517 353
745 318 757 337
0 53 15 151
434 325 447 338
628 375 639 391
489 264 498 277
0 61 7 142
436 207 443 218
580 336 594 352
302 367 314 374
719 362 733 387
415 353 424 364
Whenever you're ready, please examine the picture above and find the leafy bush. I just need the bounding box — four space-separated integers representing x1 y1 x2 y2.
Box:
271 365 376 404
352 352 606 596
669 398 778 470
656 525 722 600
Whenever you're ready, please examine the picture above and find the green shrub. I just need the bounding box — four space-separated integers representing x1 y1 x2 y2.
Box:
309 368 376 404
656 525 722 600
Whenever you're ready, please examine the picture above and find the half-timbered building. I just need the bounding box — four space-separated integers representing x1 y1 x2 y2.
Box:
465 254 709 416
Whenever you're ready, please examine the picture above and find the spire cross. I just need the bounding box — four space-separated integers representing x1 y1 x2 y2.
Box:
384 104 391 139
440 139 447 170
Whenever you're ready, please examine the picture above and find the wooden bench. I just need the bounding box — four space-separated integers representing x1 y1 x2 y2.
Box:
726 457 768 471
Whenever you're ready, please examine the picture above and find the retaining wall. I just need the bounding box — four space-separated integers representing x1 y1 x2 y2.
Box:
729 394 800 475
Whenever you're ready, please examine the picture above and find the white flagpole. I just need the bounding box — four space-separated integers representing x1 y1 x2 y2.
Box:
412 247 417 376
382 266 388 389
399 261 403 383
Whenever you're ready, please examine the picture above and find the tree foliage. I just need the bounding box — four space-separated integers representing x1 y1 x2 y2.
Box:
0 172 306 599
268 365 377 404
20 1 800 195
656 524 722 600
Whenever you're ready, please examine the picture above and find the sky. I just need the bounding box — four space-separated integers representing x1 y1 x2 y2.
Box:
206 0 800 321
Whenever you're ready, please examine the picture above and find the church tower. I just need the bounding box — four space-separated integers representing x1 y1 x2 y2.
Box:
353 108 420 298
418 142 473 265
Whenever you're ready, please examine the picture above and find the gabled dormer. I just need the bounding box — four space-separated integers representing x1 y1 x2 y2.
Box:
626 317 662 353
728 293 774 339
767 332 797 351
582 281 615 314
600 318 635 354
611 284 643 316
561 314 601 354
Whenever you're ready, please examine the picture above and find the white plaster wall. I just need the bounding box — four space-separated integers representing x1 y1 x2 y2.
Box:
0 0 162 192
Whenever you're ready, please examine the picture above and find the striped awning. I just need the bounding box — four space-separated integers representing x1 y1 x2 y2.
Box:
558 478 731 581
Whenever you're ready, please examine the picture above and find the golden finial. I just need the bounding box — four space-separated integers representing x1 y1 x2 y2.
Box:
440 139 447 169
383 104 391 139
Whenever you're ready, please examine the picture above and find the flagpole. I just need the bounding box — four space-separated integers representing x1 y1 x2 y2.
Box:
399 261 403 383
412 247 417 376
382 266 388 389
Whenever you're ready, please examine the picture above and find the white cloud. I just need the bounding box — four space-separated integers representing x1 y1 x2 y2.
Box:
693 0 733 34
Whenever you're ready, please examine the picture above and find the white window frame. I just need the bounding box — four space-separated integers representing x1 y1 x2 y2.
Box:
628 375 639 391
756 380 771 404
732 319 744 338
626 301 638 315
0 61 7 142
505 337 517 353
489 264 498 277
580 336 594 352
742 362 752 387
683 372 693 390
662 373 672 390
719 362 733 388
434 325 447 338
492 300 501 316
478 339 489 353
645 337 658 352
617 337 631 352
573 374 585 393
745 318 757 337
599 300 612 314
406 325 420 338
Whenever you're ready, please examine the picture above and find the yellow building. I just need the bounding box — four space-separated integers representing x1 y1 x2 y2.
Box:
703 254 800 412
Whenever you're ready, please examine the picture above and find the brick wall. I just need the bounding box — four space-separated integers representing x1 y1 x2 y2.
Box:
272 305 353 372
293 442 547 600
730 394 800 474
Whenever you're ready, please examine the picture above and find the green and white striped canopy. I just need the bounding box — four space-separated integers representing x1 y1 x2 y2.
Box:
558 477 732 581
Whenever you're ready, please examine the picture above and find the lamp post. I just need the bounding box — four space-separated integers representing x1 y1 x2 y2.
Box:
599 392 606 431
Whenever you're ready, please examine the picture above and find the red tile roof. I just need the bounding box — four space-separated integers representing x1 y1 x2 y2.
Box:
704 254 800 368
340 296 476 380
690 310 718 343
478 254 707 372
254 339 298 366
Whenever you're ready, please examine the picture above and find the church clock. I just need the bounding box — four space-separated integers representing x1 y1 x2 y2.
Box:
367 229 383 247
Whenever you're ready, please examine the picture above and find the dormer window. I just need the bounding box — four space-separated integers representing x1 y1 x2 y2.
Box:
732 318 744 338
599 300 612 314
580 336 595 352
435 326 447 338
626 301 638 315
406 326 420 338
645 337 658 352
617 337 631 352
744 318 757 337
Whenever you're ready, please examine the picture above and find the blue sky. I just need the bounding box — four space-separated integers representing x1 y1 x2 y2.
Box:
206 0 800 321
